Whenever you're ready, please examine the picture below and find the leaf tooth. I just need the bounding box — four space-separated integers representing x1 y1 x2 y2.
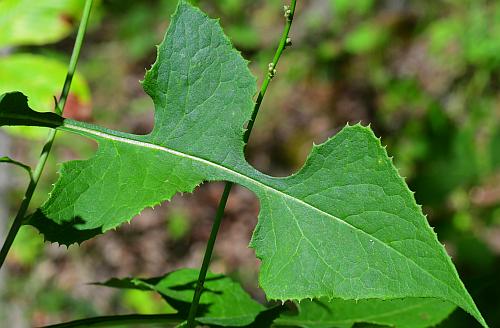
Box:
54 239 75 248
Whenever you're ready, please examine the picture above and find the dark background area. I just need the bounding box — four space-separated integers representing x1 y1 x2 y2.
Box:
0 0 499 327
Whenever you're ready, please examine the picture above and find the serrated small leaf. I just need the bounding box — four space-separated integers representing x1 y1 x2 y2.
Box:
0 1 487 327
275 297 456 328
98 268 265 327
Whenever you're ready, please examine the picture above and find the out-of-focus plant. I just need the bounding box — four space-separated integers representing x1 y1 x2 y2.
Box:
0 0 92 140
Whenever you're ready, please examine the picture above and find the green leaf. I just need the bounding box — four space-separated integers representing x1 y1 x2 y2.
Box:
10 226 45 266
0 0 84 47
343 22 388 54
98 268 265 327
0 1 487 327
0 92 63 128
0 54 91 139
122 289 177 315
275 298 456 328
0 54 91 111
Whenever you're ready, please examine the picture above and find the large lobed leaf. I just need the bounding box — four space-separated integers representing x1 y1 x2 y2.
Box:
0 1 488 326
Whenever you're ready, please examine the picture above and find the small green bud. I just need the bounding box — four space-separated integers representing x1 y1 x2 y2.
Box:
283 5 291 20
268 63 276 78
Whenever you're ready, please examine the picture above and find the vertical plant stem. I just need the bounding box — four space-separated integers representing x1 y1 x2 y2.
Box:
186 182 233 326
0 0 94 269
186 1 297 326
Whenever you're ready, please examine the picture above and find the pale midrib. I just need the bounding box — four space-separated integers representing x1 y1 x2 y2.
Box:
62 122 462 302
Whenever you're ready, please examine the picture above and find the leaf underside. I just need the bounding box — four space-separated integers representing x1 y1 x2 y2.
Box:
0 1 487 327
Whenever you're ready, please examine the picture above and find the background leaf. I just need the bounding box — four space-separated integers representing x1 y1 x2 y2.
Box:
0 54 91 139
98 268 265 327
0 0 85 47
275 297 455 328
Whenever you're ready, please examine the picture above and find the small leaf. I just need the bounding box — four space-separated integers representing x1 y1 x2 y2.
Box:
275 297 456 328
0 92 63 128
98 268 266 327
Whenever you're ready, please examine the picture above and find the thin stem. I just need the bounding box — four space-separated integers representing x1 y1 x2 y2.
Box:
186 182 233 324
0 0 94 269
186 1 297 327
243 0 297 145
39 314 181 328
0 156 33 181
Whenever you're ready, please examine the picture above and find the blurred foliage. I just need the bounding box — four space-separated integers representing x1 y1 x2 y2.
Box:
0 54 91 139
1 0 499 327
9 226 44 267
122 289 176 315
166 210 191 241
0 0 93 142
0 0 85 47
0 54 90 113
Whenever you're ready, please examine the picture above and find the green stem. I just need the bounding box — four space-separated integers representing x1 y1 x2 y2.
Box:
0 156 33 181
0 0 94 269
186 181 233 325
186 1 297 327
243 1 296 145
39 314 181 328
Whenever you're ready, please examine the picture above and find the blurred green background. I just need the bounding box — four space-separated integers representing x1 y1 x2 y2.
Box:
0 0 499 327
